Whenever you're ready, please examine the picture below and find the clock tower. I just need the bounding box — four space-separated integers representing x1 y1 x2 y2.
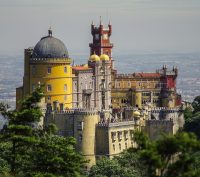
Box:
89 19 113 60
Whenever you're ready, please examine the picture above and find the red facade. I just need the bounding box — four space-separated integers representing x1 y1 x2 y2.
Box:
89 21 113 58
166 76 176 89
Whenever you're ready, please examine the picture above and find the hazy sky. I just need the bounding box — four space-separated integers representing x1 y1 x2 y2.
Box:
0 0 200 56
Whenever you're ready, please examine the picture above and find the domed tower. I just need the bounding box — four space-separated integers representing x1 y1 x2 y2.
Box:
17 28 72 111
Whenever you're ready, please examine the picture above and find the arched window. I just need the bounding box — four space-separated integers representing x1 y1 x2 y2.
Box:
119 143 121 150
64 84 67 91
64 66 67 73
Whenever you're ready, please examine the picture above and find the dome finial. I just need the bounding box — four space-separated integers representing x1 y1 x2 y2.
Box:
48 26 52 37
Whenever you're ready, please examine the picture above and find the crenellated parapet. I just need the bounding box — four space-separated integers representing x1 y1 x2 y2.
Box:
74 109 99 115
146 119 173 125
116 74 135 78
30 57 71 64
151 107 181 114
97 120 136 128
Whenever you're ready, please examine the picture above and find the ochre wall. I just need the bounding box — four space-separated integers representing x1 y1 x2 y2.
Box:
30 63 72 109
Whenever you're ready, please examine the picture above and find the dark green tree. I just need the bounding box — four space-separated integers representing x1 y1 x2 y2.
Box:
192 96 200 113
136 132 200 177
184 95 200 139
184 112 200 139
0 87 44 175
28 134 86 177
115 151 148 177
184 107 193 121
88 157 131 177
0 87 86 176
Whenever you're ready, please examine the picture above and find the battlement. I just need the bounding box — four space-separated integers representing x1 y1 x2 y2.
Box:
146 119 173 125
97 120 136 128
156 66 178 76
48 108 99 116
116 74 134 78
52 110 75 115
151 107 181 113
74 108 99 115
30 58 71 64
25 47 33 51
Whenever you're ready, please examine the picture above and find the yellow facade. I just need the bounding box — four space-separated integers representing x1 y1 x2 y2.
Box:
16 50 73 110
111 75 162 108
107 125 136 157
29 60 72 109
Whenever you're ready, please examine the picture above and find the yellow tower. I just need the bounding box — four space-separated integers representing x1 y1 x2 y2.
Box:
74 110 100 168
135 91 142 108
16 28 73 110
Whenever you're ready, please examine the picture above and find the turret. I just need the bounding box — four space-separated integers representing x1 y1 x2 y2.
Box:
89 19 113 59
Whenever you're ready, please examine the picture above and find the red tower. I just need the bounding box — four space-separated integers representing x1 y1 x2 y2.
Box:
89 19 113 59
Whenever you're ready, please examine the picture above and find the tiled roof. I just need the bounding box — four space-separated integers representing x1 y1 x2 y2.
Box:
72 66 91 71
133 73 161 78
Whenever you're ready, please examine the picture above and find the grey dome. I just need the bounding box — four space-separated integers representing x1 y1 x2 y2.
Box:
33 33 69 58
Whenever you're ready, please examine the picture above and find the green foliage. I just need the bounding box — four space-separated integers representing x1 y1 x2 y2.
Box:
88 151 148 177
184 112 200 139
184 107 193 121
192 96 200 113
0 87 86 176
184 95 200 139
88 157 131 177
28 135 85 177
132 131 150 150
135 132 200 177
115 151 148 177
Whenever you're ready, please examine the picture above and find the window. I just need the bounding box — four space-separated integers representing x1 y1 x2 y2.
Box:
111 132 116 141
47 84 52 92
32 84 35 91
64 95 67 101
47 67 51 74
113 144 115 151
118 82 120 88
125 142 128 149
130 131 134 139
32 66 36 75
64 84 67 91
77 121 84 130
131 141 134 147
78 134 82 142
64 66 67 73
47 96 51 101
124 131 128 140
118 131 122 141
119 143 121 150
60 103 64 111
128 81 131 87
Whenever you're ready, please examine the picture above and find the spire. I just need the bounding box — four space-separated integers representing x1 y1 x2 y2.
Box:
91 20 94 26
108 20 111 25
100 16 102 25
48 26 52 37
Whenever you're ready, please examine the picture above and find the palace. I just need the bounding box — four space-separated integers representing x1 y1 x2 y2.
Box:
16 21 184 167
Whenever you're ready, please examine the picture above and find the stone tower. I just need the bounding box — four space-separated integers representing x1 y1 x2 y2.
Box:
159 65 179 108
88 54 112 112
